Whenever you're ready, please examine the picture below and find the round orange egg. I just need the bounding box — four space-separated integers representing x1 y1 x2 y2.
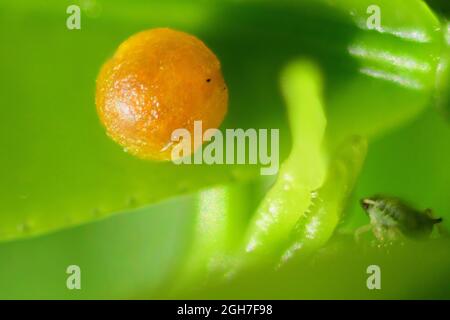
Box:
96 28 228 161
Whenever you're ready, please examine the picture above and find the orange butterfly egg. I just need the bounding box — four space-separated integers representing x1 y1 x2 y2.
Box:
96 28 228 161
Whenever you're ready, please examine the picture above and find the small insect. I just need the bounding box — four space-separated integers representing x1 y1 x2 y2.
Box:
356 195 444 245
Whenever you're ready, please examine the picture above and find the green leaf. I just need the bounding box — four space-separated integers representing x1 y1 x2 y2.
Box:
184 238 450 299
0 0 443 242
0 195 195 299
0 1 258 242
324 0 443 144
435 20 450 119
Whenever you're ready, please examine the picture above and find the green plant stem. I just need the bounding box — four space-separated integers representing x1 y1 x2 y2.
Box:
238 60 327 267
279 136 367 266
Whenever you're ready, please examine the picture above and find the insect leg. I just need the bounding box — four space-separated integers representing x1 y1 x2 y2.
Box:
425 209 449 237
354 224 372 243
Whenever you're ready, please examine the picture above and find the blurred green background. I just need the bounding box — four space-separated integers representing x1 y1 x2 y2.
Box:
0 0 449 299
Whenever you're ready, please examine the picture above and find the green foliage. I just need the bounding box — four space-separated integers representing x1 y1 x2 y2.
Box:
0 0 448 299
0 0 443 241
